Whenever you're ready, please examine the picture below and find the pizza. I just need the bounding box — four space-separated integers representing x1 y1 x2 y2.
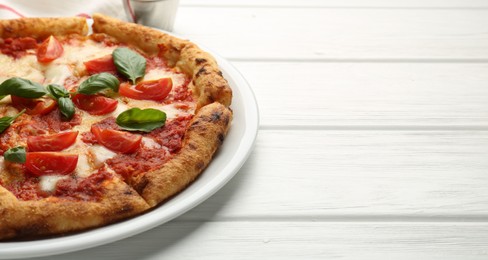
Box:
0 14 232 240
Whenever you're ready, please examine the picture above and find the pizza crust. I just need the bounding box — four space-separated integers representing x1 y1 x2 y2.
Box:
136 102 232 206
0 17 88 40
0 176 149 240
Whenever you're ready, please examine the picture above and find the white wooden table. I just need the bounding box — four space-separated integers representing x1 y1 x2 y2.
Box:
34 0 488 259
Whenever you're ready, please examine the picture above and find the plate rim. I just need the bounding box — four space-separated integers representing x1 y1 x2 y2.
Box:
0 32 259 258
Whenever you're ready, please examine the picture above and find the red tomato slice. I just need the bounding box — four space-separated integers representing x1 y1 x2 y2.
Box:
72 94 117 115
119 78 172 101
27 131 78 152
36 35 63 63
84 54 117 75
25 152 78 176
11 96 57 115
91 126 142 153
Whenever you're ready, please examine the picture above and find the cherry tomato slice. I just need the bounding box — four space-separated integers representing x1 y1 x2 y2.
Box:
119 78 172 101
72 94 117 115
36 35 63 63
25 152 78 176
91 126 142 153
27 131 79 152
11 96 57 115
84 54 117 75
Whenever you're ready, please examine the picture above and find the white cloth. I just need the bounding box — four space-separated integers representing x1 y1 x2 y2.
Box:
0 0 127 20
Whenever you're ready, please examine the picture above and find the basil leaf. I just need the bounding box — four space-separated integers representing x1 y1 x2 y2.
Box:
4 146 26 163
77 73 120 95
116 108 166 132
46 84 70 99
0 77 47 98
0 109 25 134
113 48 146 84
58 97 75 120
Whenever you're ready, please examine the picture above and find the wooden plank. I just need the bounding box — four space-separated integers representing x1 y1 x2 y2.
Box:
232 62 488 127
174 8 488 60
178 130 488 219
39 222 488 259
181 0 488 8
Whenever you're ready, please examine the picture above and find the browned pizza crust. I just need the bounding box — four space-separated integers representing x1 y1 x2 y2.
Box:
134 102 232 206
91 13 232 109
0 17 88 40
0 176 149 240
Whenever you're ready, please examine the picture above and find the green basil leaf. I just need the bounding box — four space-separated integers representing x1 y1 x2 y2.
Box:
77 73 120 95
113 48 146 84
46 84 70 99
0 109 25 134
58 97 75 120
0 77 47 98
116 108 166 132
4 146 26 163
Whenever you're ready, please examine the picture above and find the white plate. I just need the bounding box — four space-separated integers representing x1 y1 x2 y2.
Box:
0 44 259 259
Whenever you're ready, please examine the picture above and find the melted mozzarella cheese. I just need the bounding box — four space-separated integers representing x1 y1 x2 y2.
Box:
88 145 117 168
0 54 44 83
142 137 161 149
0 157 4 173
110 102 130 117
43 64 72 85
75 154 94 178
72 111 102 133
143 68 187 88
39 175 68 192
60 40 116 73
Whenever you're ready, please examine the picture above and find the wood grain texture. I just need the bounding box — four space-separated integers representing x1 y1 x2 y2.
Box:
174 8 488 60
36 221 488 260
233 62 488 127
176 130 488 220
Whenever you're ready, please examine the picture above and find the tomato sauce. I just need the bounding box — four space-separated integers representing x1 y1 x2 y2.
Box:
54 169 112 201
0 37 37 59
107 147 171 179
81 115 192 179
4 175 41 201
2 169 112 201
147 115 192 153
33 109 82 132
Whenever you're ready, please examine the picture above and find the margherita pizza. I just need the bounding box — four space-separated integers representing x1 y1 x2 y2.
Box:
0 14 232 240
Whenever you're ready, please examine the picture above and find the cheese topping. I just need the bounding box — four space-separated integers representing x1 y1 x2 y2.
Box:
43 64 73 85
75 154 94 178
58 40 117 73
0 55 44 84
39 175 68 192
143 68 187 88
88 145 117 169
142 137 161 149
